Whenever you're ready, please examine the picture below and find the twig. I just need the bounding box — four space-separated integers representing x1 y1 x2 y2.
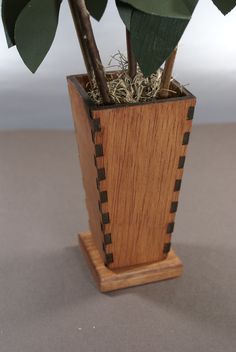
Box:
159 47 178 99
126 29 137 79
68 0 93 83
70 0 111 104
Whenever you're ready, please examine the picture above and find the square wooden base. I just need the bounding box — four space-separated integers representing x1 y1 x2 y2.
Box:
79 232 183 292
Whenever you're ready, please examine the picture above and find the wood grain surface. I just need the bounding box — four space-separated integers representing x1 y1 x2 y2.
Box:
68 79 106 263
92 96 195 269
79 232 183 292
68 75 196 270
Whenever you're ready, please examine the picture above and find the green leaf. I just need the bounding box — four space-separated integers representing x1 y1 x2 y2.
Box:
117 1 198 77
211 0 236 14
116 0 133 30
120 0 198 19
14 0 62 73
131 10 189 76
1 0 30 47
85 0 108 21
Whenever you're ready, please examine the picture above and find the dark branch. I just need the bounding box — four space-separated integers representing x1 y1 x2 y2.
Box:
68 0 93 82
126 29 137 79
159 47 178 99
69 0 111 104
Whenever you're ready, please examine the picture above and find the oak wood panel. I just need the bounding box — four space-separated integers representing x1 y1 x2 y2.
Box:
79 232 183 292
92 98 195 269
68 74 196 271
68 79 105 262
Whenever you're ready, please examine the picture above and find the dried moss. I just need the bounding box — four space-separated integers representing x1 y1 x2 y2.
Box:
86 52 178 105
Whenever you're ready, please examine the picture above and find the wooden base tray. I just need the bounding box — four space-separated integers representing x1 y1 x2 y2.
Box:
79 232 183 292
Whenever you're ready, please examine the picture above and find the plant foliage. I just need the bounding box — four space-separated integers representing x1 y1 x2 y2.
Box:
119 0 198 18
2 0 30 47
14 0 63 73
85 0 108 20
131 11 190 76
116 0 198 76
212 0 236 14
1 0 236 74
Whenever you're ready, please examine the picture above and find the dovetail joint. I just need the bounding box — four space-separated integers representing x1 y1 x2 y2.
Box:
102 212 110 225
105 253 114 265
174 179 182 192
170 201 178 213
92 118 101 132
163 243 171 254
95 144 104 157
100 191 108 203
91 118 113 266
178 156 186 169
167 222 175 234
182 132 190 145
104 233 112 245
97 168 106 181
187 106 195 120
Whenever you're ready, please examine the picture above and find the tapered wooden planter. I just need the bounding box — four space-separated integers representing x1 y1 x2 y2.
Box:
67 74 196 292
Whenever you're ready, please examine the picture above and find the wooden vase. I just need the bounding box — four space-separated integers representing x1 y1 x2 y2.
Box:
67 74 196 292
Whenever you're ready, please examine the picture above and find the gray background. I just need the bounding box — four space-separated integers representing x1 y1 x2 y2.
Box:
0 0 236 129
0 126 235 352
0 1 236 350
